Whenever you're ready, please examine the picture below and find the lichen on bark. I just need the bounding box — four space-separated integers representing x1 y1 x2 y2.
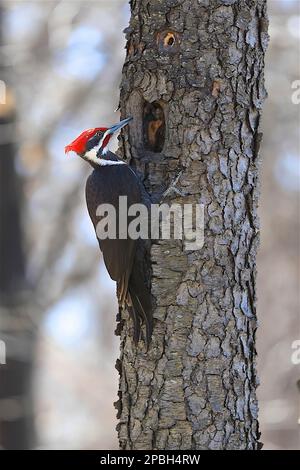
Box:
116 0 268 450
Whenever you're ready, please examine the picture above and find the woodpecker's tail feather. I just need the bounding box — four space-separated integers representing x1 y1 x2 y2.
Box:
127 294 140 345
128 289 153 347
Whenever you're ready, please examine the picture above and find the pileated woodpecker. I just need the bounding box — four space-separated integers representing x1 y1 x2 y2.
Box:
65 117 153 345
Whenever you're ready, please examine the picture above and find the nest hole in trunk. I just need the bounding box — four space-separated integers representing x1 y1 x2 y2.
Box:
143 101 165 153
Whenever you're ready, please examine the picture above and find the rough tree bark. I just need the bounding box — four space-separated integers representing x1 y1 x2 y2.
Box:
116 0 268 450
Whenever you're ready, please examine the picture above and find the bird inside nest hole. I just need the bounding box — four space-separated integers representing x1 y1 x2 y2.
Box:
143 102 165 153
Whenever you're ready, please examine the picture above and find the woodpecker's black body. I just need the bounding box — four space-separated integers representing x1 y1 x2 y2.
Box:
65 118 153 345
85 151 153 345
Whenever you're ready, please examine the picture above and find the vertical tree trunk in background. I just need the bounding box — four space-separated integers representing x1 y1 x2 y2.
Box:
116 0 268 450
0 12 24 297
0 5 34 450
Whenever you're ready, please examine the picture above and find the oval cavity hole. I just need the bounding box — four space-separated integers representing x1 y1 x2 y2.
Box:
143 102 165 153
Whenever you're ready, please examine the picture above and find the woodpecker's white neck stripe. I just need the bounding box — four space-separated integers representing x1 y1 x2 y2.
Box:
84 148 125 166
99 159 126 166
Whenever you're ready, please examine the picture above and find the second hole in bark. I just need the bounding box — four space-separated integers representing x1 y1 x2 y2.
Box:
143 101 165 153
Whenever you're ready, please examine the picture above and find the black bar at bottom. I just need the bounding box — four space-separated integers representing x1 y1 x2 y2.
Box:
0 449 298 466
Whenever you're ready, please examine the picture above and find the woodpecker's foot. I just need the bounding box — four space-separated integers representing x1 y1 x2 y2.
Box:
163 186 185 198
162 171 185 200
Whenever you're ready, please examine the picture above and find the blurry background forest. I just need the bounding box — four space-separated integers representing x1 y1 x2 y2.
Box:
0 0 299 450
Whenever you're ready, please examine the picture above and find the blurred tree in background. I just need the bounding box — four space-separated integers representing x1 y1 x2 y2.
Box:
0 0 298 450
0 3 34 449
257 0 300 450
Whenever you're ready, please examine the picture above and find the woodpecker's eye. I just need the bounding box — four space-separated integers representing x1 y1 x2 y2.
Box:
86 131 104 152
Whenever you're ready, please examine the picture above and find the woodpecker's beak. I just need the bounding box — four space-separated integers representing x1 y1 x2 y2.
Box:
106 116 133 135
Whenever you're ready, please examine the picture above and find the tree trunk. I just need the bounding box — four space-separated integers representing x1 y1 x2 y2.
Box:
0 5 35 449
0 13 25 298
116 0 268 450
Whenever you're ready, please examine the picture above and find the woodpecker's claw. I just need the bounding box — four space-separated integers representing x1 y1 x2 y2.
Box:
165 186 185 198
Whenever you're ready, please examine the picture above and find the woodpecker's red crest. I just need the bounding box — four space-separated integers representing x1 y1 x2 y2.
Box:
64 127 107 155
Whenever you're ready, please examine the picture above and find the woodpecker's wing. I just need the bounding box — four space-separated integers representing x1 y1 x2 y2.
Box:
85 163 141 303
